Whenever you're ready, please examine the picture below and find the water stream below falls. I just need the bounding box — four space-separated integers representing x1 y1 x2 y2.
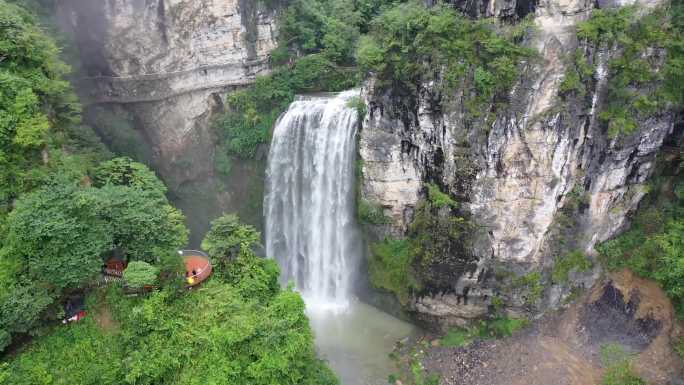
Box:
264 90 417 385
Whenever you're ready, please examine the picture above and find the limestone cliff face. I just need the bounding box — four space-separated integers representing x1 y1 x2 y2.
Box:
57 0 278 186
436 0 537 19
360 0 676 328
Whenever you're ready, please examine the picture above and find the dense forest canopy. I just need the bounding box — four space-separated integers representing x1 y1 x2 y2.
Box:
0 1 338 383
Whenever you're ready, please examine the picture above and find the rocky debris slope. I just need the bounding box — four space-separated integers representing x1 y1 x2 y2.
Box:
359 0 676 327
421 270 684 385
56 0 278 186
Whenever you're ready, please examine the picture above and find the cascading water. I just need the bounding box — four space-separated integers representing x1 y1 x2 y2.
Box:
264 90 416 385
264 90 361 309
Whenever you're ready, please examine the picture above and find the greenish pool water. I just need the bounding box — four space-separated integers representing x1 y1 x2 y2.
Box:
306 300 418 385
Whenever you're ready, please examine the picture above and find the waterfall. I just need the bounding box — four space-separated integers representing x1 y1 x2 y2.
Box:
264 90 361 309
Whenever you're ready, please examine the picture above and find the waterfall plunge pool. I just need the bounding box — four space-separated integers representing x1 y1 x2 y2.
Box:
306 300 418 385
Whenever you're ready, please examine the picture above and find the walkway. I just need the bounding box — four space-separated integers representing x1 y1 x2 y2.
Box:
76 58 270 104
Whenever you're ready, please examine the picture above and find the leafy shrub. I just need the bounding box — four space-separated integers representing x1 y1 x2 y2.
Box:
559 48 595 96
0 283 54 352
92 157 166 197
368 238 418 304
123 261 159 289
2 317 125 384
551 250 593 284
213 95 276 159
441 328 474 348
440 316 528 348
276 0 400 63
346 96 367 118
652 219 684 301
410 359 440 385
600 344 645 385
675 337 684 361
426 183 457 209
512 271 544 306
478 317 528 339
576 4 684 137
201 213 261 276
357 199 391 225
213 145 233 178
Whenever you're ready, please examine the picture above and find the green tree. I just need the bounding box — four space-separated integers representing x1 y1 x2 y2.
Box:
6 181 113 289
4 179 187 290
0 283 54 351
92 157 166 198
123 261 159 289
99 184 187 262
0 0 85 206
224 247 281 302
0 0 117 353
202 214 260 268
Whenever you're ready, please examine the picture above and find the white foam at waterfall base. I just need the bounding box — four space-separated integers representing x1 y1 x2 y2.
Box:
264 89 362 310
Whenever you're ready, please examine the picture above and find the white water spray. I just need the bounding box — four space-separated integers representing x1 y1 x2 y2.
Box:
264 90 362 310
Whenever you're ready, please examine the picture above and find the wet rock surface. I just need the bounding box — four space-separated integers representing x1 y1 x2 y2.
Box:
580 282 662 351
359 0 674 324
421 271 684 385
56 0 278 186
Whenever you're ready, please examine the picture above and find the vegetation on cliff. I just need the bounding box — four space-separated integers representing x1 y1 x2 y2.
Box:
0 3 338 384
0 0 106 211
357 1 534 116
214 0 373 161
569 3 684 137
215 0 535 162
368 183 477 303
597 157 684 316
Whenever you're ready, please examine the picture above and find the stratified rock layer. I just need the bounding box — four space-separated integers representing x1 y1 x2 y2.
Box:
57 0 278 186
360 0 676 327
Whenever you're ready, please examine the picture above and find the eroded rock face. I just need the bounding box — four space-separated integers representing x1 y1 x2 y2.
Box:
429 0 537 19
360 0 675 327
57 0 278 186
59 0 276 75
421 270 684 385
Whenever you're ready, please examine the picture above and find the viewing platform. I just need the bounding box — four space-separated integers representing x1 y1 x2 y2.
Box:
181 250 212 286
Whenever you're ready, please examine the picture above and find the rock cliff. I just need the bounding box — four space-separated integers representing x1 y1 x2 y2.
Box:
360 0 677 328
57 0 278 186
